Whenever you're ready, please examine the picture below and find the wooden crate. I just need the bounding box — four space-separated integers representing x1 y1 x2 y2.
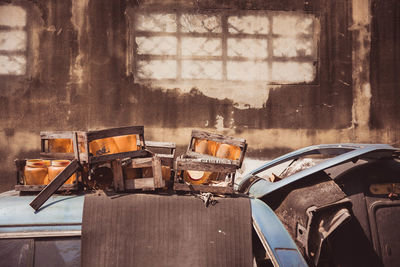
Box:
173 130 247 194
14 159 79 192
40 131 79 160
76 126 151 164
112 156 164 191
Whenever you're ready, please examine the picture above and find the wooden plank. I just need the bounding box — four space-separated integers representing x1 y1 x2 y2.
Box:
191 130 246 147
130 157 153 168
40 131 75 139
40 152 75 160
72 131 80 161
176 159 238 172
145 141 176 149
89 150 151 164
184 151 240 165
125 178 155 190
157 154 174 167
86 126 144 141
173 183 233 194
152 157 164 188
238 143 248 168
30 159 80 211
15 184 77 192
14 159 26 185
112 159 125 192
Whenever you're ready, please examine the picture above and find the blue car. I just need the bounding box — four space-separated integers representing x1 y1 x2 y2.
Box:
239 144 400 267
0 190 307 266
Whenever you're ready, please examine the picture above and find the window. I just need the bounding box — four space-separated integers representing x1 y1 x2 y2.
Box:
129 10 318 84
0 5 27 76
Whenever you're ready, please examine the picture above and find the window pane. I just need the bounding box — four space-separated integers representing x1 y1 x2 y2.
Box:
273 37 314 57
34 237 81 267
0 55 26 75
228 38 268 59
181 37 221 56
0 239 33 267
182 60 222 80
0 30 27 51
0 6 26 27
136 13 176 32
272 62 315 83
228 15 269 34
227 61 268 81
136 36 177 56
137 60 177 79
272 14 314 36
181 14 221 33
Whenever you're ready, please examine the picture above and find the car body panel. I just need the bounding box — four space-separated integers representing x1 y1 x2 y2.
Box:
251 198 308 267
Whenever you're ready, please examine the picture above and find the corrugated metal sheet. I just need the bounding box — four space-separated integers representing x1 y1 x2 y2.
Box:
82 193 253 267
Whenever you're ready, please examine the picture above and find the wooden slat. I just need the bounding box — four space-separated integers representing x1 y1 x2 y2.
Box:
30 159 80 211
191 130 246 147
112 159 125 192
89 150 151 164
15 184 77 192
157 154 174 167
238 143 248 168
86 126 144 141
173 183 233 194
40 152 75 160
152 157 164 188
130 157 153 168
176 159 238 172
125 178 155 190
145 141 176 149
184 151 240 165
40 131 75 139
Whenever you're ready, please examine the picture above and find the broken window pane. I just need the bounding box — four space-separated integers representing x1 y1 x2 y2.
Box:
136 36 177 56
228 38 268 59
181 37 221 56
228 15 269 34
136 13 176 32
273 37 313 57
182 60 222 80
180 14 221 33
137 60 177 79
272 62 315 83
0 5 26 27
227 61 269 81
0 30 27 51
0 55 26 75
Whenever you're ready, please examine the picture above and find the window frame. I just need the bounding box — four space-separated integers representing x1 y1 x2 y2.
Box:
127 8 320 86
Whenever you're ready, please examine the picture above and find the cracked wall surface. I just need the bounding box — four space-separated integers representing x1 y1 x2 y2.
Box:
0 0 399 191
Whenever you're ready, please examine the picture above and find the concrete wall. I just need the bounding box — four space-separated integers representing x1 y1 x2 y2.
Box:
0 0 399 191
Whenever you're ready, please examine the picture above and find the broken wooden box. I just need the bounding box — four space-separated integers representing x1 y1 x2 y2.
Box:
174 130 247 194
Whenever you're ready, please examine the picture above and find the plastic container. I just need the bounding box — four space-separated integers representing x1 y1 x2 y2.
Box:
215 144 241 160
49 139 73 153
113 135 138 153
24 159 48 185
48 160 76 184
89 138 119 156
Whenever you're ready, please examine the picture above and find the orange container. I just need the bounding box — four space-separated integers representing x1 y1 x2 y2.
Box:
24 159 48 185
49 139 73 153
215 144 241 160
48 160 76 184
89 138 119 156
113 135 138 153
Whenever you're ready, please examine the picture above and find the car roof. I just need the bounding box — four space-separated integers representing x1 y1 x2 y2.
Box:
0 191 84 238
240 143 399 198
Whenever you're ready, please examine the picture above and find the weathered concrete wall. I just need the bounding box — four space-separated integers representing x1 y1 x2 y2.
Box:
0 0 399 191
